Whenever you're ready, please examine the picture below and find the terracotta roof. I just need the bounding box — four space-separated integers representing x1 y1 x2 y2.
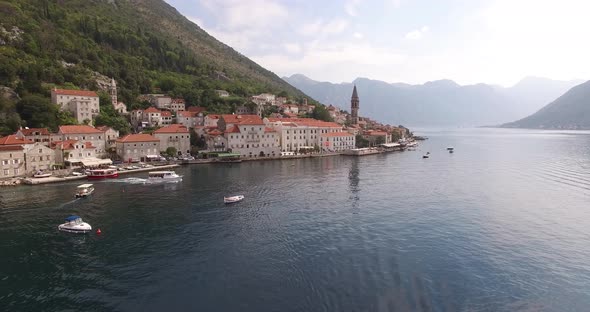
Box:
365 131 388 136
208 129 223 136
0 135 34 145
95 126 115 132
264 127 276 133
144 107 161 113
161 111 172 117
322 132 354 137
221 114 263 125
206 114 220 119
52 140 95 150
283 112 298 118
59 125 102 134
52 89 98 97
172 98 185 104
116 134 159 143
267 118 341 128
224 125 241 134
178 111 199 118
187 106 206 113
19 128 50 136
0 145 24 151
154 124 189 134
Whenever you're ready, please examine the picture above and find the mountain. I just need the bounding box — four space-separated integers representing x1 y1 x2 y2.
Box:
284 74 582 126
0 0 309 107
501 80 590 129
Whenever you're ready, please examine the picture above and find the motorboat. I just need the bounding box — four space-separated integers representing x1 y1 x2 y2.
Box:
224 195 244 204
71 171 84 176
33 171 52 178
75 184 94 198
87 168 118 179
147 171 183 183
58 216 92 233
447 147 454 151
423 153 430 158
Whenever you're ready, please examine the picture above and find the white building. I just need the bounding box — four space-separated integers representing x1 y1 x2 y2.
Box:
52 139 100 166
320 132 355 152
264 118 348 153
153 124 191 155
57 125 106 157
96 126 120 150
116 134 160 162
0 145 25 178
221 115 280 158
51 89 100 125
176 111 203 128
23 142 56 173
170 99 186 113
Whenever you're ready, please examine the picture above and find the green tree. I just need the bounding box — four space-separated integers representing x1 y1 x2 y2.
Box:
355 134 369 148
16 95 58 130
311 105 333 122
165 146 178 157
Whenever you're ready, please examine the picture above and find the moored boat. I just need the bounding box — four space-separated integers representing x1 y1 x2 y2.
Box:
224 195 244 204
147 171 183 183
87 168 118 179
58 215 92 233
75 184 94 198
33 171 52 178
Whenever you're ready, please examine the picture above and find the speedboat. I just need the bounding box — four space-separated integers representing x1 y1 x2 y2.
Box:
224 195 244 204
33 171 52 178
447 146 454 152
147 171 183 183
58 216 92 233
422 154 430 158
75 184 94 198
87 168 118 179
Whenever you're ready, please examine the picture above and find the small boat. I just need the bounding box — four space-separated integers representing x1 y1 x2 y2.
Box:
71 171 84 176
147 171 183 183
224 195 244 204
75 184 94 198
422 153 430 158
449 150 454 153
87 168 118 179
447 147 454 151
33 171 52 178
58 215 92 233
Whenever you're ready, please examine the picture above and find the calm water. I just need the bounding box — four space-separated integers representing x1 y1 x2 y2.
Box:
1 128 590 311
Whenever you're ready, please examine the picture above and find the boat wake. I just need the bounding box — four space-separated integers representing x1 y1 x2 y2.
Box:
106 177 148 184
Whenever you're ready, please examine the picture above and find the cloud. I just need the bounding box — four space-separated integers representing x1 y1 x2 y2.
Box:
405 26 429 40
345 0 362 16
353 32 364 39
283 43 302 54
299 18 349 36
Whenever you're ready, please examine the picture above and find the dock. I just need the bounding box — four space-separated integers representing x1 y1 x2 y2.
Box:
22 164 180 185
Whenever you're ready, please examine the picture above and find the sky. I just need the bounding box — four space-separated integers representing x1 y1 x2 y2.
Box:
163 0 590 87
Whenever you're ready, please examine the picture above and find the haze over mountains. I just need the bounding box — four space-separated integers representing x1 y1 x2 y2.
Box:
502 80 590 130
284 74 583 127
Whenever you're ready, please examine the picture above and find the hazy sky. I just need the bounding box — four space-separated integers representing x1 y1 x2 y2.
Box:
164 0 589 86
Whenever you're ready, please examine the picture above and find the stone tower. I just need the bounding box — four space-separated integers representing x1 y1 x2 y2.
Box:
351 85 359 124
109 78 117 108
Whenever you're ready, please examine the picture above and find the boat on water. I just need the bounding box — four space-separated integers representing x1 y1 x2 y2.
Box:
33 171 52 178
423 152 430 158
58 215 92 233
447 147 454 151
147 171 183 183
75 184 94 198
87 168 118 179
224 195 244 204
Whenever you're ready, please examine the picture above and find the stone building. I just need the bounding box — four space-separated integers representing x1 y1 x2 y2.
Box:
115 134 160 162
153 124 191 156
51 89 100 125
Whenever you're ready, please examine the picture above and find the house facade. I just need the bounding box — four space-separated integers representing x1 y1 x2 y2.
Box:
0 146 25 179
23 143 55 173
176 111 203 128
116 134 160 162
52 140 97 165
15 128 53 145
51 89 100 125
153 124 191 155
57 125 106 157
320 132 355 152
264 118 345 152
223 115 280 158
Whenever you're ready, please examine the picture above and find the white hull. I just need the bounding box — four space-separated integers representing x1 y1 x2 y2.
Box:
224 195 244 204
146 176 183 183
58 222 92 233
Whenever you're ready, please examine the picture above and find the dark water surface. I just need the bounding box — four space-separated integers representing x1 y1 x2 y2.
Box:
2 128 590 311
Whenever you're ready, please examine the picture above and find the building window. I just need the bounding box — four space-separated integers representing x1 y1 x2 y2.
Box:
3 169 9 175
2 160 7 165
14 168 19 175
14 159 19 164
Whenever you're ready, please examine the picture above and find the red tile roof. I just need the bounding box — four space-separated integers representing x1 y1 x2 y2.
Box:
116 134 159 143
144 107 161 113
0 145 24 151
52 89 98 97
19 128 50 136
365 131 388 136
59 125 102 134
221 114 263 125
264 127 276 133
321 132 354 137
52 140 95 150
154 124 189 134
187 106 206 113
208 129 223 136
178 111 199 118
0 135 34 145
161 111 172 117
172 98 185 104
224 125 241 134
266 118 341 128
95 126 116 132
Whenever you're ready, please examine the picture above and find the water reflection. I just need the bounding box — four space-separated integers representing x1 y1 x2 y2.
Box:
348 159 360 210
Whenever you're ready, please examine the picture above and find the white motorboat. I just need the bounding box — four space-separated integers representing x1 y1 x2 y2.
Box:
58 216 92 233
224 195 244 204
447 146 454 151
75 184 94 198
147 171 183 183
33 171 52 178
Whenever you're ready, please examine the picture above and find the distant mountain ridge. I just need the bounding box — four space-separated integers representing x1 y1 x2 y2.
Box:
502 80 590 129
283 74 583 126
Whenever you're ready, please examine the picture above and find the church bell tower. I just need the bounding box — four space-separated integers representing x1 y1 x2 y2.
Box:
351 85 359 124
